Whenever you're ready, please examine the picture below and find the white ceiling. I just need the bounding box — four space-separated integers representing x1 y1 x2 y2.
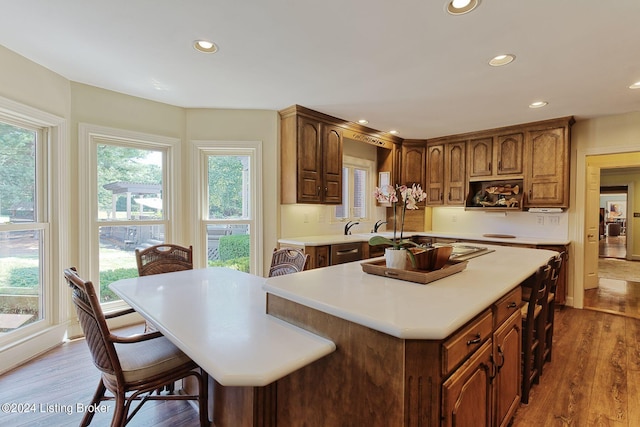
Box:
1 0 639 139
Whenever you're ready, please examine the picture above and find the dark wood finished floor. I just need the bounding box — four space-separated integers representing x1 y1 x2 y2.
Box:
0 324 201 427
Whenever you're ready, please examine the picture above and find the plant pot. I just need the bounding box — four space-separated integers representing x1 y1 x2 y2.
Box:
385 248 407 270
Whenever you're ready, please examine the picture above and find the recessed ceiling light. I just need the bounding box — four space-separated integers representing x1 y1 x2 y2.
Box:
630 81 640 89
193 40 218 53
489 54 515 67
446 0 479 15
389 130 399 135
529 101 548 109
358 119 369 125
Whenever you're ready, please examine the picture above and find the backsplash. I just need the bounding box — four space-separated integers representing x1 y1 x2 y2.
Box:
431 206 569 239
280 204 388 237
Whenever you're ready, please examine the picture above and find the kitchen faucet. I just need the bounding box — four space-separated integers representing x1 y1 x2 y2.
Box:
344 221 359 235
372 220 387 233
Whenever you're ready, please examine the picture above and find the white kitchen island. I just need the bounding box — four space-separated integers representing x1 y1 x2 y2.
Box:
263 244 557 426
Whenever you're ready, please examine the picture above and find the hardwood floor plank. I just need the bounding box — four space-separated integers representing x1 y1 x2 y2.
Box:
626 317 640 425
587 313 627 425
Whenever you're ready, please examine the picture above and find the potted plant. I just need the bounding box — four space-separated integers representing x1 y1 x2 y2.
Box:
370 183 427 269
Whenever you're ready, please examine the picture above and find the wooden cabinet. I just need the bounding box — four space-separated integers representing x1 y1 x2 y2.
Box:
442 339 493 427
492 288 522 427
524 124 571 208
280 106 343 204
426 144 444 204
441 290 521 427
399 140 426 188
468 133 523 180
426 142 466 206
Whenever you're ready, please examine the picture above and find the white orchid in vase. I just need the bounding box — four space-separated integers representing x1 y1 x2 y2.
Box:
369 183 427 267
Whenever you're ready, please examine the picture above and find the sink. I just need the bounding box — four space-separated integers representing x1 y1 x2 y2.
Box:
437 243 495 261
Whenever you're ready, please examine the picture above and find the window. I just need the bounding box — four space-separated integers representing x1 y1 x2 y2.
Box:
191 141 262 275
79 124 179 307
335 156 374 221
0 121 46 336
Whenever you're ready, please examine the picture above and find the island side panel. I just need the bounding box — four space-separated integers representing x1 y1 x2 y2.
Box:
267 293 410 426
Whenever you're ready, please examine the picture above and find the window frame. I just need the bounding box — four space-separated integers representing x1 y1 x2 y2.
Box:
333 155 376 222
190 140 263 275
79 124 180 311
0 95 68 368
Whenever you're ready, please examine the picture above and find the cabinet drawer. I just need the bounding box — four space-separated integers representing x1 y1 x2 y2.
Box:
442 310 493 376
330 242 363 265
493 287 522 327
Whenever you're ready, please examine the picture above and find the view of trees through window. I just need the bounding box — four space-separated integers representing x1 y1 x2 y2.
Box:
0 121 44 334
205 155 251 272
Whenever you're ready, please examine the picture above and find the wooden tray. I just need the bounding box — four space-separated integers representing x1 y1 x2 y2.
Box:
360 259 468 285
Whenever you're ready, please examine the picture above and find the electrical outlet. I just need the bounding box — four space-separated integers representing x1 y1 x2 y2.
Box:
303 213 309 223
536 216 545 225
452 215 457 223
548 216 560 225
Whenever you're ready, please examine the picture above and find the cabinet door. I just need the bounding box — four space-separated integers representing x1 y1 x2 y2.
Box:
496 133 523 176
468 137 493 178
297 117 322 203
304 245 329 269
525 127 568 207
322 124 343 204
493 310 521 427
442 339 492 427
401 142 426 188
446 142 466 205
426 144 444 205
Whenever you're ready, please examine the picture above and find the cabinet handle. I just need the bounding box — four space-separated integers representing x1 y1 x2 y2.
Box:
324 187 328 194
498 160 502 171
317 186 321 196
488 162 491 171
448 192 451 201
466 333 481 346
440 192 444 201
496 345 505 369
507 302 517 309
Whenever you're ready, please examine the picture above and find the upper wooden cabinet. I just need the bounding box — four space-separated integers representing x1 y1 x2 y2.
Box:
399 140 426 188
425 141 466 206
280 107 343 204
468 133 523 179
524 124 571 208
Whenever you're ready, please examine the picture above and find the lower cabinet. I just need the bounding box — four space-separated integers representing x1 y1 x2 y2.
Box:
442 339 493 427
442 287 522 427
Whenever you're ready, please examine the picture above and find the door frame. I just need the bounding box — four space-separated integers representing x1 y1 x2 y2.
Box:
575 149 640 309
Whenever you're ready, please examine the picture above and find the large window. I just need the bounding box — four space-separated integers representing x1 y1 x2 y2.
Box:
192 141 262 275
80 125 179 307
0 121 46 337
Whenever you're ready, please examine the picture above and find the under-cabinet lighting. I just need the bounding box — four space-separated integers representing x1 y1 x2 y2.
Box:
389 130 399 135
630 81 640 89
358 119 369 125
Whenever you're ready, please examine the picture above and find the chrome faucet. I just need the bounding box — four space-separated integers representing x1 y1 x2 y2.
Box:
372 220 387 233
344 221 359 235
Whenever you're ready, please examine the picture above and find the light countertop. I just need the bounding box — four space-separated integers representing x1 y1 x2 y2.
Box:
264 245 557 340
110 268 336 387
278 231 570 246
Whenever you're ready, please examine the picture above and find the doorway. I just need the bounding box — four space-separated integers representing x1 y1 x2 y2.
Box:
584 168 640 319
